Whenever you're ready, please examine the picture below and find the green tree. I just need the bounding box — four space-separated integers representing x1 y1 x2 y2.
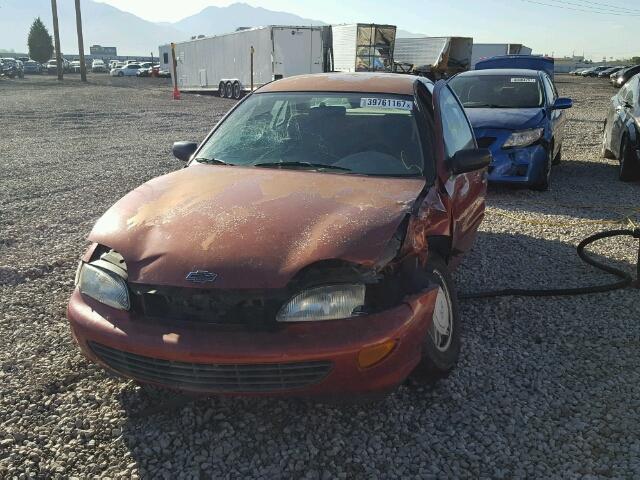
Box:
631 57 640 66
28 17 54 64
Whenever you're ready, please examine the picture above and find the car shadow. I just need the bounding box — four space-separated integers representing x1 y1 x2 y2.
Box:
486 158 639 223
110 230 639 478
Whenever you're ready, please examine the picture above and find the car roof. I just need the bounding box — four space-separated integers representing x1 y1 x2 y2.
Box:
456 68 541 77
258 73 424 95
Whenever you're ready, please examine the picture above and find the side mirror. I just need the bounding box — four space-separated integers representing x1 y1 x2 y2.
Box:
552 97 573 110
450 148 491 175
172 141 198 162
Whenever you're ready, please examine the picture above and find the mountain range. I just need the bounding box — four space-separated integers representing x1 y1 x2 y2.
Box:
0 1 424 56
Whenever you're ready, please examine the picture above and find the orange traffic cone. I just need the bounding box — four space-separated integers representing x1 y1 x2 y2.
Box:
173 85 181 100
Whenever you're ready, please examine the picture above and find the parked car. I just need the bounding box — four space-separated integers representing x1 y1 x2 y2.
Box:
612 65 640 88
582 66 610 77
70 60 82 73
110 63 141 77
92 59 107 73
17 56 30 64
22 60 42 74
450 68 572 190
602 73 640 181
598 66 624 78
46 59 58 75
1 58 24 78
67 73 491 398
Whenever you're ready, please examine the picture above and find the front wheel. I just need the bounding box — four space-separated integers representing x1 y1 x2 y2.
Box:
118 71 124 77
532 146 553 191
619 136 640 181
412 257 461 381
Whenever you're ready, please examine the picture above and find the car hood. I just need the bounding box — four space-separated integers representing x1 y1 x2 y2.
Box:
465 108 546 131
89 165 425 289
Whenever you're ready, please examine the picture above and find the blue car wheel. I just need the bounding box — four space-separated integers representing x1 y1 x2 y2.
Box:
532 145 553 191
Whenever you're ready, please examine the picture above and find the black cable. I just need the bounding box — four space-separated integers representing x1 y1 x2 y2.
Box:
518 0 640 16
460 228 640 299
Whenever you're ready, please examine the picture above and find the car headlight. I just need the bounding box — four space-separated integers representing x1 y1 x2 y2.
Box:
276 284 366 322
503 128 544 148
77 263 130 310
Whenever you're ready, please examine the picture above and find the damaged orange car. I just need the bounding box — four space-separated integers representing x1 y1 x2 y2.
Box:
67 73 490 397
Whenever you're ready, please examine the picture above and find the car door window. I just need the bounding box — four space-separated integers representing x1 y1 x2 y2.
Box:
439 86 475 159
542 75 556 105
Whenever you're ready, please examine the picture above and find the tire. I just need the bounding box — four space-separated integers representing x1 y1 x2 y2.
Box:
411 256 461 381
232 81 242 99
552 146 562 165
602 123 616 159
225 81 233 99
619 136 640 182
118 71 124 77
218 81 226 98
532 145 553 191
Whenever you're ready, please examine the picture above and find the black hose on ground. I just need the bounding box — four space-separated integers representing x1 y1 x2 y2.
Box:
460 228 640 300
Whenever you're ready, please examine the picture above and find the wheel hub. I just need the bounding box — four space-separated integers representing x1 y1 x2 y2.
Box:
430 284 453 352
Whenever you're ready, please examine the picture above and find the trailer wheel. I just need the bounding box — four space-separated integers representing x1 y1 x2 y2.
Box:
218 81 226 98
225 81 233 99
232 81 242 99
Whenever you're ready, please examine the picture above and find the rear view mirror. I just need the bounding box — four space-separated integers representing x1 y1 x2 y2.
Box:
450 148 491 175
172 141 198 162
552 97 573 110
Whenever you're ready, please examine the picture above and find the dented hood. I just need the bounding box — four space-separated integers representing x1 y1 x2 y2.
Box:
465 108 545 131
89 165 425 289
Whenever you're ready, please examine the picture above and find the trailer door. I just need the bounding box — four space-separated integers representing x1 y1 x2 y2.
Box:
272 27 323 78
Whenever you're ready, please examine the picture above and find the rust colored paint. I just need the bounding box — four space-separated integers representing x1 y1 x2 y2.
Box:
257 73 418 96
89 164 425 289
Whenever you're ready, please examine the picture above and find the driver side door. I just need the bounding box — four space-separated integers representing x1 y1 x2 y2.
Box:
433 81 488 265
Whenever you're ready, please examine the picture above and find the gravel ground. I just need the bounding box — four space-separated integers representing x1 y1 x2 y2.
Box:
1 73 639 479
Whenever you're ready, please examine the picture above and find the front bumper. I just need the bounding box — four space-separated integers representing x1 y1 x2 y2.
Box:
475 129 548 185
67 287 438 397
487 144 548 185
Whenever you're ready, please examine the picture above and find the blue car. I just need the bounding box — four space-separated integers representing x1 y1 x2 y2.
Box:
449 68 572 190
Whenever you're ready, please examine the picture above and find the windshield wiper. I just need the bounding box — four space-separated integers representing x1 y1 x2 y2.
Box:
253 161 351 172
463 102 502 108
194 157 231 166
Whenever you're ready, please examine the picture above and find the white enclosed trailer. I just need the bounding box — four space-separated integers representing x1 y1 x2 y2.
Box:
330 24 396 72
172 26 324 98
471 43 532 68
394 37 473 79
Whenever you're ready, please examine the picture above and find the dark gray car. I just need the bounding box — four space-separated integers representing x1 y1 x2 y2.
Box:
602 73 640 181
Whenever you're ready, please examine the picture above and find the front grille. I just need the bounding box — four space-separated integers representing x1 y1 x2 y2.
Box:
476 136 496 149
89 342 333 393
130 285 287 327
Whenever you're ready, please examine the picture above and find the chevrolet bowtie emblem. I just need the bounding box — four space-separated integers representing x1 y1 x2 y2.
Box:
186 270 218 283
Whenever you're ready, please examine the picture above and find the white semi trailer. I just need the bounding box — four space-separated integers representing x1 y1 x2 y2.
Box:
330 24 397 72
171 26 324 98
394 37 473 79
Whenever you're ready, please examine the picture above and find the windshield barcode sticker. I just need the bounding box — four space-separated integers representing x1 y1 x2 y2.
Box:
510 78 537 83
360 98 413 110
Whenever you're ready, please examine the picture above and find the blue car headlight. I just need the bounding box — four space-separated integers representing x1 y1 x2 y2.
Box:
503 128 544 149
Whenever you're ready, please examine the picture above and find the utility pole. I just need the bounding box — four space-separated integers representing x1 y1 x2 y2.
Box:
51 0 63 81
74 0 87 81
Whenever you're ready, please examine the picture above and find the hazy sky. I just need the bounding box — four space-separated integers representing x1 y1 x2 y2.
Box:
96 0 637 59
